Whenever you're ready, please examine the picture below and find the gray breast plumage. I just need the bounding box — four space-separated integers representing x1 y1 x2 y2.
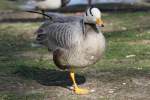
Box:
36 13 106 69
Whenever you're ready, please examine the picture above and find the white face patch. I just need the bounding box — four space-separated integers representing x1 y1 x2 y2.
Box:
85 7 101 18
91 8 101 18
84 7 102 24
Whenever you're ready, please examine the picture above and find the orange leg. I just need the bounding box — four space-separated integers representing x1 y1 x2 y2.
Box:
70 67 89 95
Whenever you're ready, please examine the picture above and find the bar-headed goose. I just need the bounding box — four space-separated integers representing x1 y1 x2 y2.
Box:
35 7 106 94
21 0 70 18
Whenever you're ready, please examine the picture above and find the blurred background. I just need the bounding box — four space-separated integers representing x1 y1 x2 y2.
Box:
0 0 150 22
0 0 150 100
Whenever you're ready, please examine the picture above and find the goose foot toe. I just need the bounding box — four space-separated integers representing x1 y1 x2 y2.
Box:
73 87 89 95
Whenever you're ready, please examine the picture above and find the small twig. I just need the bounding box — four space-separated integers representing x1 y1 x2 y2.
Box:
25 10 52 20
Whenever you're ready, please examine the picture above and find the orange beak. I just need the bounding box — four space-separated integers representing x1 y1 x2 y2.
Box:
96 18 104 27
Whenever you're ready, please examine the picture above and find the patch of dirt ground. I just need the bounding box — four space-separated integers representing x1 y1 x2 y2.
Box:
1 69 150 100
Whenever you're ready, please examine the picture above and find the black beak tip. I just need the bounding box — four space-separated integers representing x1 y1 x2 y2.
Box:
101 24 104 27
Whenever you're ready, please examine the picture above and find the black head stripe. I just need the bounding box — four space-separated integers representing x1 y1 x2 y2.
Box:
89 7 93 16
85 11 88 16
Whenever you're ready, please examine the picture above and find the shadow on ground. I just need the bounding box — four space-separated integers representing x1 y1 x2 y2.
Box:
15 65 86 87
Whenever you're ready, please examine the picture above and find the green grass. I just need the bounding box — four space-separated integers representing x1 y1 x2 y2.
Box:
0 12 150 100
0 0 26 10
0 0 17 10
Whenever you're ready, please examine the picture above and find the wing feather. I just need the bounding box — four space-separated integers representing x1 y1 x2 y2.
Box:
36 22 83 50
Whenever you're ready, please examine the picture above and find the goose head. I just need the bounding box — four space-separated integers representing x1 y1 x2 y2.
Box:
84 7 104 27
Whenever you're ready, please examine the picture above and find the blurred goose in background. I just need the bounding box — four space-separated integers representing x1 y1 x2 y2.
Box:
35 7 105 94
20 0 70 18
